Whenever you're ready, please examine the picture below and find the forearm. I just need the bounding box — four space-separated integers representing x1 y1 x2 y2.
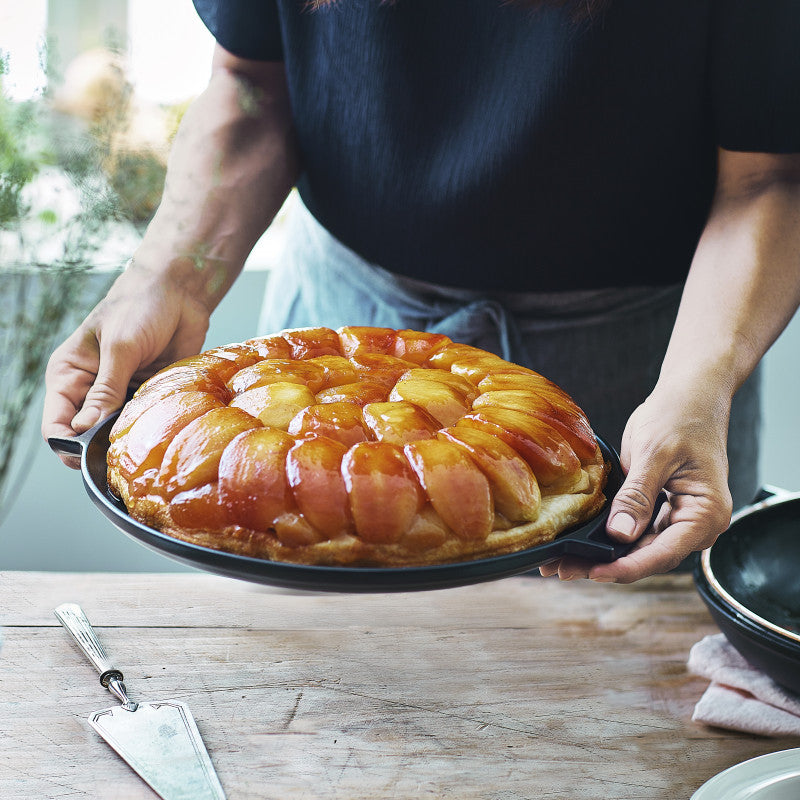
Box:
657 150 800 405
134 55 300 312
573 152 800 582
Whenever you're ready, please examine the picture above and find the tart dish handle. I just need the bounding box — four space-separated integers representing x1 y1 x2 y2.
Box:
47 426 94 458
47 414 113 460
750 485 792 504
596 489 669 558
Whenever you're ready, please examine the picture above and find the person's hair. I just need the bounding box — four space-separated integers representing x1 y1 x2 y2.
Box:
308 0 610 22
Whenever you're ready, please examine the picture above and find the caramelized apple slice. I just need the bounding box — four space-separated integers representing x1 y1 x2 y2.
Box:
288 402 369 447
341 441 422 543
474 389 553 415
111 391 164 442
348 352 419 388
218 427 294 531
452 357 534 385
399 368 479 405
424 343 495 368
273 512 323 547
477 372 587 417
457 407 582 488
404 439 492 541
392 330 452 364
156 407 262 499
230 382 316 429
401 505 451 551
241 334 293 359
472 390 597 461
227 359 325 395
281 326 342 358
129 468 159 498
170 482 231 530
362 401 439 445
306 355 358 390
164 349 261 383
206 343 264 362
131 364 231 402
438 427 540 522
389 377 471 427
286 436 353 538
427 344 534 384
316 380 388 407
111 376 230 440
109 391 224 479
338 326 397 357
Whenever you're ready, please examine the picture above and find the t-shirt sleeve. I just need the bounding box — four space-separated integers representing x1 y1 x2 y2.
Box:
711 0 800 153
192 0 283 61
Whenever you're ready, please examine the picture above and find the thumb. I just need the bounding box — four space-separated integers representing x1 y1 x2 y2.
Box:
606 468 665 543
71 341 140 432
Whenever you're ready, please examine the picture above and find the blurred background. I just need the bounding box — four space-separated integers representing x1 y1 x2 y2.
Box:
1 1 799 573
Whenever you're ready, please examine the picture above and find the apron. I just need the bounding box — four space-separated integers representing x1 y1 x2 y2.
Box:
259 193 761 511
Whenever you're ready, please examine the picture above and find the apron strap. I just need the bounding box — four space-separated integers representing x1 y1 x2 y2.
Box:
429 298 531 366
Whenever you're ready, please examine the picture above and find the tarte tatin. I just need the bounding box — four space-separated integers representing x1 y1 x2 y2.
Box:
106 326 609 567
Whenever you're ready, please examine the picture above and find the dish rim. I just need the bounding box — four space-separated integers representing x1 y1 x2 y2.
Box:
51 413 629 592
690 748 800 800
700 491 800 646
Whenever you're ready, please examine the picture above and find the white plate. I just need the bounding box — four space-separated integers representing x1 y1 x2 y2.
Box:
692 749 800 800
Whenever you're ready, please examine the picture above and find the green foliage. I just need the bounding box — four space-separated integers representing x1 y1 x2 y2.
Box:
0 44 187 519
0 86 39 228
0 45 168 263
0 45 142 518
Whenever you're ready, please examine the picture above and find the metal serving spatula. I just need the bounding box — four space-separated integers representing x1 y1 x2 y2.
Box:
54 603 226 800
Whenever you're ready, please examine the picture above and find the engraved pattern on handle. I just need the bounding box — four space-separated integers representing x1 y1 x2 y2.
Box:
54 603 122 685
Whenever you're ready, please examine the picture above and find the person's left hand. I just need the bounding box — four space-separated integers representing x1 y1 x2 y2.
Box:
539 383 734 583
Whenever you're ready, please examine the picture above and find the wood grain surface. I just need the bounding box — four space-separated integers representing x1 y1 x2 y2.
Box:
1 571 797 799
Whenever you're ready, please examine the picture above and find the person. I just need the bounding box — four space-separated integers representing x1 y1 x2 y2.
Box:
42 0 800 583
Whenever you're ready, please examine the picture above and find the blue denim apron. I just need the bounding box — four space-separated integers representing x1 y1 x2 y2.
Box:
259 194 760 510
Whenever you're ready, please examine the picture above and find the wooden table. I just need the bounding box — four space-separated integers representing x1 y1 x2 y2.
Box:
1 571 797 799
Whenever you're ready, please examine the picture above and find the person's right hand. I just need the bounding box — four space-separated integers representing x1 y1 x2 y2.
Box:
42 257 212 467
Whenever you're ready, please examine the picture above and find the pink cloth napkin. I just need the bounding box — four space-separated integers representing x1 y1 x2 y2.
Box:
688 634 800 737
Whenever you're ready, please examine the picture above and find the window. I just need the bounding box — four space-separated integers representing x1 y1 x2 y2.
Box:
2 1 213 103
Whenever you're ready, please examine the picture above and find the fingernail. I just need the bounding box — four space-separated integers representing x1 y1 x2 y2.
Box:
591 575 615 583
72 406 101 431
609 512 637 538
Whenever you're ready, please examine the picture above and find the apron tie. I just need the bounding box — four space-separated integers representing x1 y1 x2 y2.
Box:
428 297 531 366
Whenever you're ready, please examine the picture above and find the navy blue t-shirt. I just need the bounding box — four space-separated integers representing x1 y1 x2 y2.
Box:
193 0 800 291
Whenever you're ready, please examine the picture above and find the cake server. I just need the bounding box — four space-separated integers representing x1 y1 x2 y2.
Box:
54 603 226 800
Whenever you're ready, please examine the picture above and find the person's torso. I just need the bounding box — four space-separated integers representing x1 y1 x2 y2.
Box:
275 0 717 290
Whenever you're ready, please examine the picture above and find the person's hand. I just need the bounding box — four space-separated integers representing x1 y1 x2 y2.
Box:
539 383 734 583
42 258 212 467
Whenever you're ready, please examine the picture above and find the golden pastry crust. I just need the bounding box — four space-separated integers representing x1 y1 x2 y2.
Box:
107 326 610 567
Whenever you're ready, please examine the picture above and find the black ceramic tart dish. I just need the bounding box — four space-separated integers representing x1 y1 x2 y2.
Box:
49 413 628 593
694 488 800 695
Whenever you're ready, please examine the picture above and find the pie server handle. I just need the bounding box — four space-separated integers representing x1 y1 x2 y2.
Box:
54 603 138 711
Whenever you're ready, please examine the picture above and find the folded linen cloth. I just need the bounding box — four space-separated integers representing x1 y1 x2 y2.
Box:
688 634 800 737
